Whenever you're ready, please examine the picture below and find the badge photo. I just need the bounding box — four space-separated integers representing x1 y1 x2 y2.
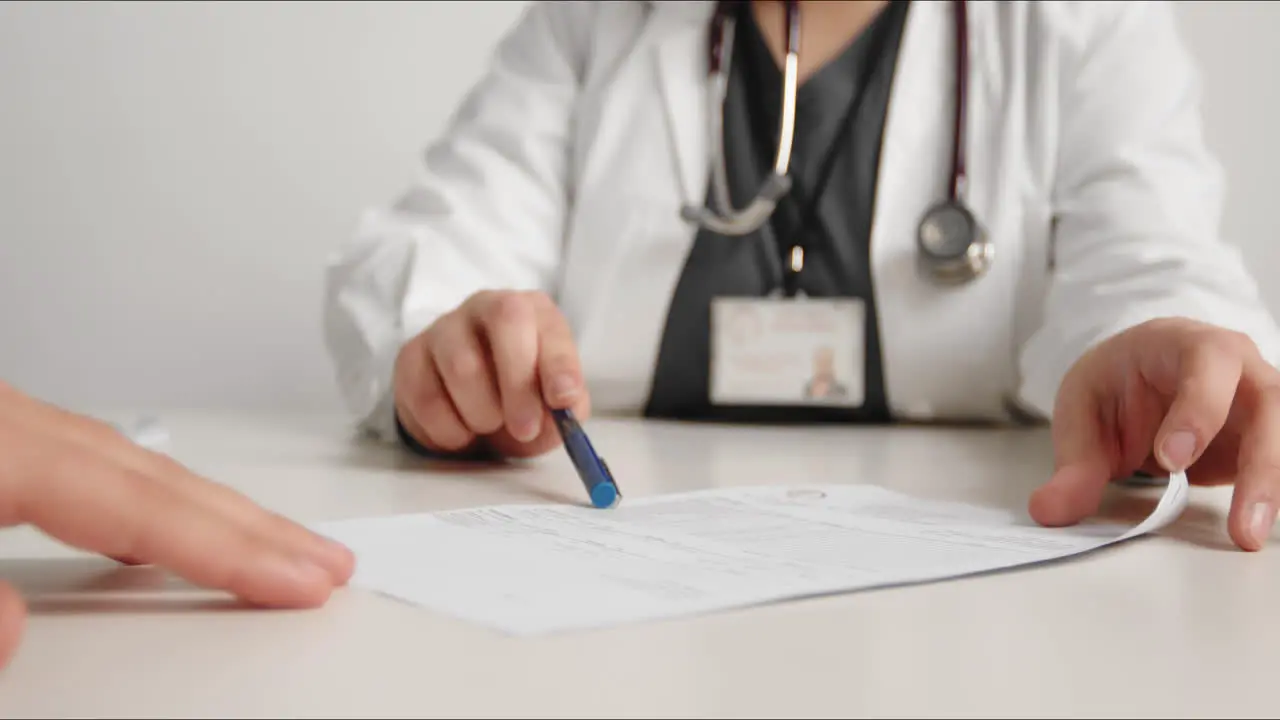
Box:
709 296 865 408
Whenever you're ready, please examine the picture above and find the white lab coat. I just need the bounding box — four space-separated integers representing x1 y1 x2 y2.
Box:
323 0 1280 442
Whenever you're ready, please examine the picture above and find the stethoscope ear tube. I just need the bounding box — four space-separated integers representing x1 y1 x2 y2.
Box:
680 174 792 236
682 1 801 238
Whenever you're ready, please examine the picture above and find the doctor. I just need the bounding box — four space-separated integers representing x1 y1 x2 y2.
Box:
324 1 1280 550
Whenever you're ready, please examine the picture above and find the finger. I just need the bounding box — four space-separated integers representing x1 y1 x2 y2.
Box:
474 293 543 443
16 454 334 609
0 582 26 671
397 337 475 453
429 317 504 436
1029 382 1117 527
1228 385 1280 551
534 298 589 414
414 359 476 453
35 404 354 583
488 407 569 459
142 452 356 584
394 399 435 452
1151 340 1243 473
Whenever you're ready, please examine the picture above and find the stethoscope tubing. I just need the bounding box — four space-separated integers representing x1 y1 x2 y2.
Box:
685 0 972 237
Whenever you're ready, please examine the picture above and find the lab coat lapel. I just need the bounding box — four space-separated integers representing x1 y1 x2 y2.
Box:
652 4 715 211
872 0 954 256
869 0 1004 419
571 4 715 412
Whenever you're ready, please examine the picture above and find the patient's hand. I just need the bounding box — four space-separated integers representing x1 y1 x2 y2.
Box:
0 382 355 670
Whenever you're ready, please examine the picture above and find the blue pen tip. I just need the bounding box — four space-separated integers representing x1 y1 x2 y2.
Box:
590 482 620 510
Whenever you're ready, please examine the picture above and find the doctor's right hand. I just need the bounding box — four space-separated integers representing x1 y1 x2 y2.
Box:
0 381 355 671
394 290 591 459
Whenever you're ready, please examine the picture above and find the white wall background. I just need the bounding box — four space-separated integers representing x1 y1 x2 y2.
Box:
0 1 1276 414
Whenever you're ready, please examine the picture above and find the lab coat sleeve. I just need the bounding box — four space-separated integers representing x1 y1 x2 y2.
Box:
322 2 593 441
1016 0 1280 418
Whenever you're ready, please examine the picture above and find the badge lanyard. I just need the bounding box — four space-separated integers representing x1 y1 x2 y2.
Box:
756 13 895 300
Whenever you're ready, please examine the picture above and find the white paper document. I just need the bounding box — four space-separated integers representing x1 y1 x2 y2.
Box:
316 472 1188 635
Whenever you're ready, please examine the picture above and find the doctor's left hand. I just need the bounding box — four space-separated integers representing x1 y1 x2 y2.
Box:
1029 317 1280 551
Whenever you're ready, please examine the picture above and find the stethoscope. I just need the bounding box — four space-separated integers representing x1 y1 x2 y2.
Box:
680 0 992 285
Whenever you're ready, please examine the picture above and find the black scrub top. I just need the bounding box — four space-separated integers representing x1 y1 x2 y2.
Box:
643 1 910 424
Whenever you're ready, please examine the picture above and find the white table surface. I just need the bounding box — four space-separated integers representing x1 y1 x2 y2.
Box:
0 411 1275 718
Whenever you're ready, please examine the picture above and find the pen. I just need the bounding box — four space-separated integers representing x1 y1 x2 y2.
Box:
550 408 622 509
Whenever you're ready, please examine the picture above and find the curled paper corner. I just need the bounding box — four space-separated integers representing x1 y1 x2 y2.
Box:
1115 468 1191 542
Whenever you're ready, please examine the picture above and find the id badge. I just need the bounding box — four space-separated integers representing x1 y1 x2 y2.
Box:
709 296 865 407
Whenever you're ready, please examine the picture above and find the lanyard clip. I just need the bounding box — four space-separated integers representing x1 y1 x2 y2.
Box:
777 245 805 299
788 246 805 275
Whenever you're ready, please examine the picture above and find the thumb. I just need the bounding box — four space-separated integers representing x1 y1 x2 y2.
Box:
0 581 26 671
1151 341 1241 473
1029 384 1116 527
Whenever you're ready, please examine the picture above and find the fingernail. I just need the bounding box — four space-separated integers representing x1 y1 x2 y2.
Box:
514 413 541 442
1249 501 1276 547
266 555 329 587
324 537 352 558
1159 431 1197 471
549 374 578 402
320 538 355 571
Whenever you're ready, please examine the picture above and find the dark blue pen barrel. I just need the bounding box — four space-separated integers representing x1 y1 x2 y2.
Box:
551 409 621 509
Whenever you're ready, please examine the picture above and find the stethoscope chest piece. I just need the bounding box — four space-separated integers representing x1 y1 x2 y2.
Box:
916 200 993 284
